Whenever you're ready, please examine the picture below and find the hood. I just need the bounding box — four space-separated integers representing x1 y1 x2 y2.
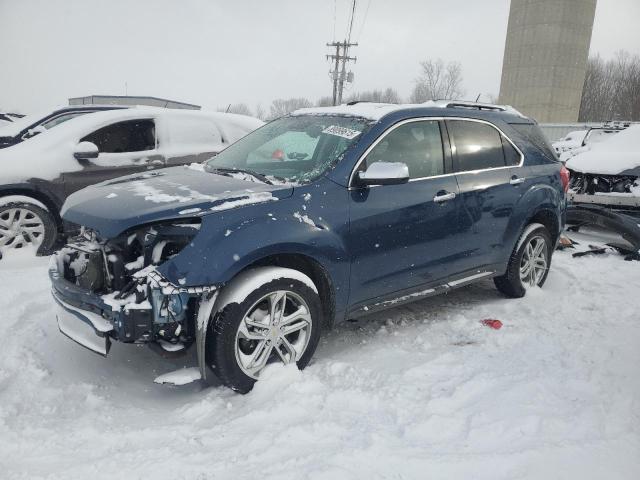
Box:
61 166 293 238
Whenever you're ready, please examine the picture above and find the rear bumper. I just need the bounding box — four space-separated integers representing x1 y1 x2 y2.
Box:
569 192 640 209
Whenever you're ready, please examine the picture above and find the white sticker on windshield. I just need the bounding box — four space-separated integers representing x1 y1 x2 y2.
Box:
322 125 361 139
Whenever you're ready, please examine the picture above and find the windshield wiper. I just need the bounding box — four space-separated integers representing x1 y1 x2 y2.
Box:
208 167 274 185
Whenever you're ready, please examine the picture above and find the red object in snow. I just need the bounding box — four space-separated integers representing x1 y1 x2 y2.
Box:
480 319 503 330
272 149 285 160
560 165 570 193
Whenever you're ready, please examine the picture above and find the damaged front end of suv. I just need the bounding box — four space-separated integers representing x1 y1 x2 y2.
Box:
50 219 211 356
564 125 640 254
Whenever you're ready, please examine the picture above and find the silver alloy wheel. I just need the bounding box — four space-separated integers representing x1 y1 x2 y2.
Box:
234 290 312 379
519 235 548 288
0 207 45 252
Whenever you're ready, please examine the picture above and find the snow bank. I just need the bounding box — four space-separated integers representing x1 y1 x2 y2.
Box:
566 125 640 175
1 234 639 479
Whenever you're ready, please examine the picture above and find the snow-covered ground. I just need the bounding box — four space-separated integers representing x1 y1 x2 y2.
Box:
1 232 639 480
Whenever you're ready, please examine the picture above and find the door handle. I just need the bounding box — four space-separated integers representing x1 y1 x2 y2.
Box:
510 176 525 185
433 191 456 203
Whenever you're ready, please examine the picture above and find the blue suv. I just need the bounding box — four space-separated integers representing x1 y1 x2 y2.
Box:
49 101 567 393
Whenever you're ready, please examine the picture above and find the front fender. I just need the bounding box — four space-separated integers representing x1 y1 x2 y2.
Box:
157 179 351 305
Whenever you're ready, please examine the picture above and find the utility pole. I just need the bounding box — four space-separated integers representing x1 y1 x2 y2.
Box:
326 41 357 106
326 0 358 106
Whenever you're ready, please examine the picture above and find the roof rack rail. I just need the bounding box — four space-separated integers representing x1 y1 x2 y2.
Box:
444 101 507 112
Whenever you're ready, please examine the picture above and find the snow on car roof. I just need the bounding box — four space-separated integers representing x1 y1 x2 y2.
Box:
0 107 263 183
566 124 640 175
292 100 526 121
292 103 405 121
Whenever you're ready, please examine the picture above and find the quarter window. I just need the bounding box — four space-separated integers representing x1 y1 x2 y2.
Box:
362 120 444 179
448 120 508 172
81 119 156 153
502 135 521 166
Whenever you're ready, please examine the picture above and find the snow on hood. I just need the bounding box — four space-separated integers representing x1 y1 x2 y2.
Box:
566 125 640 175
61 166 292 238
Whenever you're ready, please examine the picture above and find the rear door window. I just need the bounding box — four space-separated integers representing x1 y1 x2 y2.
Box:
81 119 156 153
447 120 506 172
167 116 222 146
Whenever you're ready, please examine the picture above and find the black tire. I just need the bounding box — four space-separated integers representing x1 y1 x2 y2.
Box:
206 270 322 393
494 223 553 298
0 201 58 257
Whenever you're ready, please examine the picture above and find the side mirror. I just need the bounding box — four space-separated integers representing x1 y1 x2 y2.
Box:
73 141 99 160
357 161 410 186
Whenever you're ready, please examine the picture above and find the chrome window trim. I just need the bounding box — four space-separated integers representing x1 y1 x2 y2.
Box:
348 116 525 189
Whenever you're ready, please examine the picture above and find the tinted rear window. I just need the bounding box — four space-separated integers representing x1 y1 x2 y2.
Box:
448 120 506 172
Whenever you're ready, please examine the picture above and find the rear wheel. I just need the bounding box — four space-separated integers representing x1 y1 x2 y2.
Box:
494 223 552 298
0 202 57 257
206 269 322 393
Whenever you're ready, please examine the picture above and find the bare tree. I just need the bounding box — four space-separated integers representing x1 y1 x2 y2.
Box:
346 87 401 104
410 59 464 103
579 51 640 121
254 104 267 121
268 98 312 120
316 96 334 107
218 103 253 116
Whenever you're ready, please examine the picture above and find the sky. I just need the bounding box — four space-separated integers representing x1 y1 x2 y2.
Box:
1 0 639 115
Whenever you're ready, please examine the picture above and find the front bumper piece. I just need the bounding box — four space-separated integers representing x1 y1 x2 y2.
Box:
49 255 152 356
54 296 112 356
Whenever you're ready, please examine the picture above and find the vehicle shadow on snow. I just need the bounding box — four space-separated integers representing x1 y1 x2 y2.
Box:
52 280 502 397
313 279 504 361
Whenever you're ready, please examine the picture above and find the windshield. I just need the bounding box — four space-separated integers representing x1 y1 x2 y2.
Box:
205 115 371 184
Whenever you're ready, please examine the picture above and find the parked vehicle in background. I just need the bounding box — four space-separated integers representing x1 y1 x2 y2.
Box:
0 105 127 149
566 124 640 212
49 101 567 393
552 122 631 160
0 107 263 256
0 111 25 125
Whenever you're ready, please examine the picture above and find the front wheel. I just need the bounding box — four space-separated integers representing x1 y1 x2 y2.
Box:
206 268 322 393
494 223 552 298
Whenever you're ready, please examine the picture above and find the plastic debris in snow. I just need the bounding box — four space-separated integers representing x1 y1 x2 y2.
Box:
480 319 503 330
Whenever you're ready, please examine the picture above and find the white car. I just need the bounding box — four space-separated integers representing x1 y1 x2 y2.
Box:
0 107 263 257
553 126 626 161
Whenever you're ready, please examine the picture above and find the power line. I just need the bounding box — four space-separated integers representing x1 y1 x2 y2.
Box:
356 0 372 41
326 0 358 105
332 0 337 41
346 0 357 43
